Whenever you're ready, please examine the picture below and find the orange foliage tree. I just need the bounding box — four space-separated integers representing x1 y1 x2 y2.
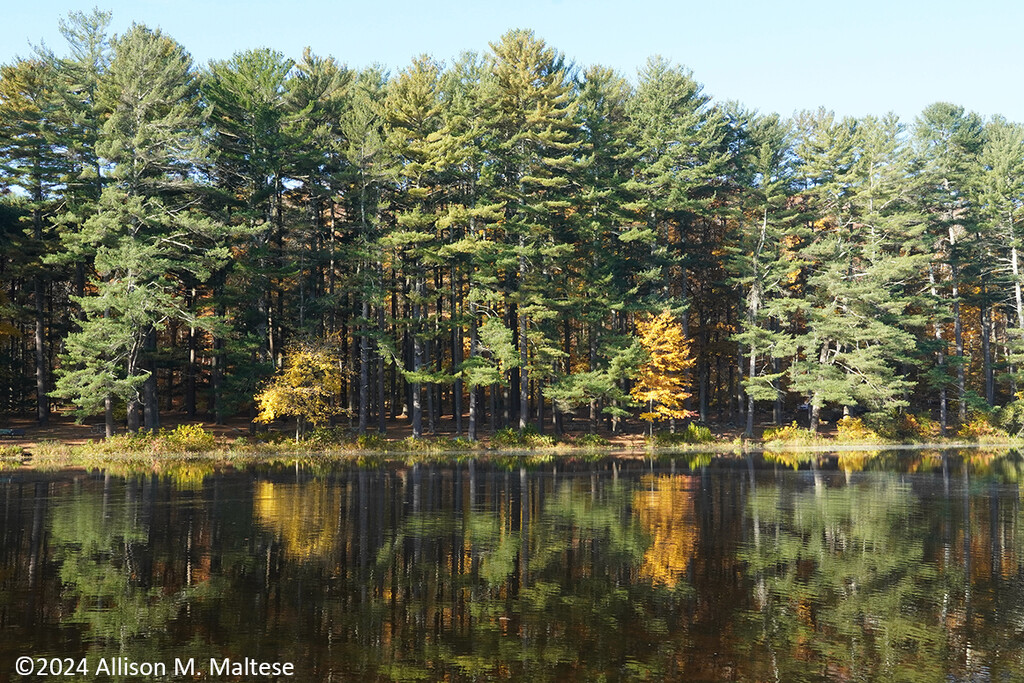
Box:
630 310 695 434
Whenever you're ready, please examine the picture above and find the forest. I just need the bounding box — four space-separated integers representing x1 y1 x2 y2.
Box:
2 9 1022 440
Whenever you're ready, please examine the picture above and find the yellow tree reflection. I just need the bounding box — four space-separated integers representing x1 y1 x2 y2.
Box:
253 481 340 561
633 475 697 586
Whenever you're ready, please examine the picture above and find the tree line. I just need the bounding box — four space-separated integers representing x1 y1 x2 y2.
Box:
2 9 1022 438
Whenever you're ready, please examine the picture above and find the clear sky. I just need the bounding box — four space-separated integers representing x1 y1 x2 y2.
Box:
5 0 1022 123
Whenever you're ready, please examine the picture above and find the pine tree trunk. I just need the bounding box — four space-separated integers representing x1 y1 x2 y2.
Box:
468 314 479 441
185 307 197 419
930 264 948 435
377 305 388 435
104 395 114 439
33 275 48 426
982 292 993 406
745 348 756 438
1014 245 1024 329
359 298 369 434
452 268 463 436
952 258 966 423
412 292 423 439
143 329 160 430
31 197 48 426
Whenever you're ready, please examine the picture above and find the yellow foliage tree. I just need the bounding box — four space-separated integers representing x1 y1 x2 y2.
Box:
630 310 695 434
254 341 344 440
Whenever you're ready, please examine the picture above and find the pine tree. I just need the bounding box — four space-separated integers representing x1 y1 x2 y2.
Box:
544 65 638 433
53 25 214 434
0 58 67 425
789 112 926 431
484 29 581 431
437 52 505 439
975 117 1024 396
912 103 984 429
727 110 798 436
204 48 298 418
339 67 390 433
625 57 729 319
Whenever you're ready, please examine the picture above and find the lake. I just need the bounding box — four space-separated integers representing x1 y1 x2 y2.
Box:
2 450 1024 681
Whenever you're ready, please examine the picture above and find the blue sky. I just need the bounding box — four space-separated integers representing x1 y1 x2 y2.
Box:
5 0 1022 122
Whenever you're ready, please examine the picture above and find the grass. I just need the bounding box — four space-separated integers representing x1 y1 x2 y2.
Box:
16 414 1024 475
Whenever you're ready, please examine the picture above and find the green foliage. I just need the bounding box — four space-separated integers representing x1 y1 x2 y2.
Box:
71 425 218 456
356 433 388 451
996 399 1024 436
490 425 557 449
865 412 939 442
303 426 352 448
646 424 714 447
573 433 611 447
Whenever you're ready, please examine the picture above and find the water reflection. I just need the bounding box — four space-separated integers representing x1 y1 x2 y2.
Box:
1 451 1024 680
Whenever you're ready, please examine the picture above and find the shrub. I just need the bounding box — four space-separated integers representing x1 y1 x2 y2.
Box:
647 423 714 447
996 399 1024 436
835 417 882 443
490 426 557 449
865 412 940 442
304 427 352 448
158 424 217 452
762 422 817 445
574 433 610 447
0 444 23 459
356 433 388 451
491 427 525 448
957 415 1007 440
30 439 69 460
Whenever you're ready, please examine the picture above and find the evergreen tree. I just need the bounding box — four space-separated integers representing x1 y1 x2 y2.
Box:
789 112 927 431
912 103 984 429
975 117 1024 395
484 29 581 431
727 110 798 436
0 58 66 425
204 48 297 418
625 57 728 318
53 25 215 434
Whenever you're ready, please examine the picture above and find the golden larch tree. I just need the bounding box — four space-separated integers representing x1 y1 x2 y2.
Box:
630 310 695 434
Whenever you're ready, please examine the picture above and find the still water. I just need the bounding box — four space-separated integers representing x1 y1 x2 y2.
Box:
2 451 1024 681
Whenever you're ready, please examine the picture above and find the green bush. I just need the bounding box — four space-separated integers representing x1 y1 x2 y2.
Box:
997 399 1024 437
865 412 938 442
304 426 352 448
574 433 610 447
490 426 557 449
0 444 23 459
356 433 388 451
648 423 714 446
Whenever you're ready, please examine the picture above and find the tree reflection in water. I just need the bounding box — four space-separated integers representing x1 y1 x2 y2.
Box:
2 453 1024 680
